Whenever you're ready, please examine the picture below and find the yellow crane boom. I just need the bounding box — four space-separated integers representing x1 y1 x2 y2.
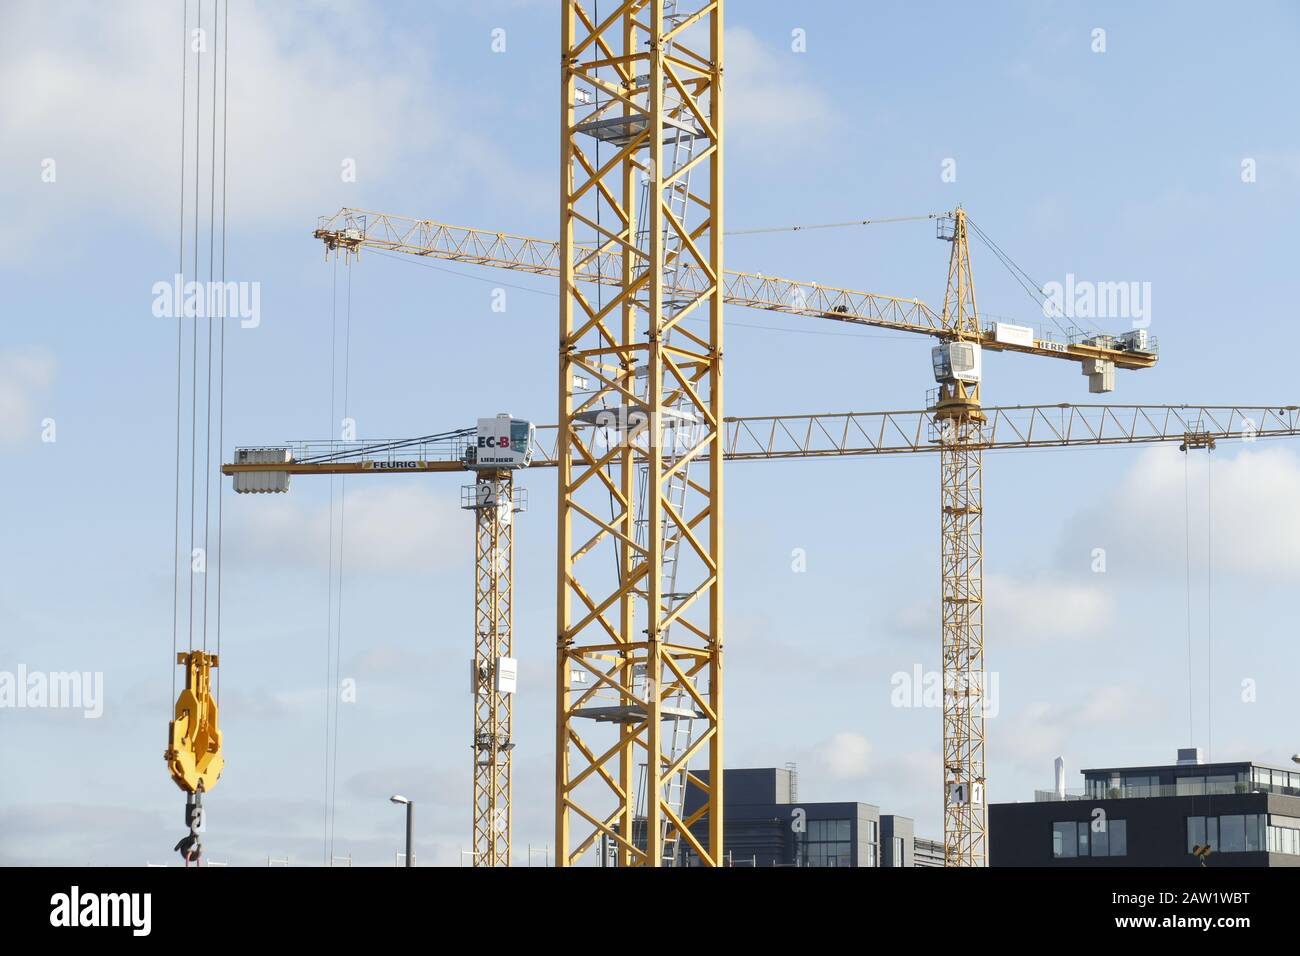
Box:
224 404 1299 479
314 208 1157 372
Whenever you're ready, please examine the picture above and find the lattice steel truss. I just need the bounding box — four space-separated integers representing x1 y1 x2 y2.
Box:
468 472 517 867
937 406 987 866
935 206 987 865
557 0 724 867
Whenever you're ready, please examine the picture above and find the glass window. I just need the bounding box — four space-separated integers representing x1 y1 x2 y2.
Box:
1110 819 1127 857
1052 822 1077 858
1246 814 1263 852
802 817 853 867
1207 774 1238 794
1091 823 1109 857
1273 825 1300 855
1220 815 1246 852
1077 822 1090 856
1086 775 1115 798
1190 814 1272 854
1124 774 1159 797
1176 775 1205 796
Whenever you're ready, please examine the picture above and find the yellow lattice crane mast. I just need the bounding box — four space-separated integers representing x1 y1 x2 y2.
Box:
556 0 725 868
464 447 528 868
224 416 533 867
930 208 989 865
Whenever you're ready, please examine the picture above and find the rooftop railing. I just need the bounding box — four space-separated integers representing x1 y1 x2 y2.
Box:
1030 781 1300 803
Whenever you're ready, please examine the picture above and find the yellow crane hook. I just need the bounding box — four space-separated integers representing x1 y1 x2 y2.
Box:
165 651 224 794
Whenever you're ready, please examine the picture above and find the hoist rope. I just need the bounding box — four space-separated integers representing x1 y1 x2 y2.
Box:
187 0 202 657
1184 451 1194 746
168 0 229 862
323 255 338 866
321 252 355 865
329 264 353 864
1206 449 1214 763
215 0 229 701
171 0 189 706
201 0 219 655
726 212 940 236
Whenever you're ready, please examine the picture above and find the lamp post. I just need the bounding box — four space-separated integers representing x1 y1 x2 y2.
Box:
390 795 413 867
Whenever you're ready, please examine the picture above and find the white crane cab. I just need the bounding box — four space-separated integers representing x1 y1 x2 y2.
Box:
470 413 534 470
931 341 983 384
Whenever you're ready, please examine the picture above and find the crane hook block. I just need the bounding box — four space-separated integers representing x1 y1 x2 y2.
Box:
165 651 224 794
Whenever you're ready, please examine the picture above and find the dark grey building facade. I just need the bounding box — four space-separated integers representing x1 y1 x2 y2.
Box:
990 756 1300 867
673 767 932 867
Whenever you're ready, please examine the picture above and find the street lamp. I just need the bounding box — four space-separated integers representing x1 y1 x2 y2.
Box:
390 795 413 867
1291 755 1299 765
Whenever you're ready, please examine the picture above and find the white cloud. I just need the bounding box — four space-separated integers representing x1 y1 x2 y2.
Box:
814 730 872 780
998 684 1154 772
985 572 1113 643
0 0 542 263
0 347 55 445
1062 444 1300 580
724 26 836 157
890 572 1112 645
227 482 463 574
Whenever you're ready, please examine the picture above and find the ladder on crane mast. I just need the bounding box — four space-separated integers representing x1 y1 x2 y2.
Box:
631 0 702 867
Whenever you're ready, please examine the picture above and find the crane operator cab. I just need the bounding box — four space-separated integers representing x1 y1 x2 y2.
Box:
931 341 982 385
466 413 534 470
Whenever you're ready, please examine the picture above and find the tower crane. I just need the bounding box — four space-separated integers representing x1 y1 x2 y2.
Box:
310 198 1153 868
224 402 1300 864
229 415 534 868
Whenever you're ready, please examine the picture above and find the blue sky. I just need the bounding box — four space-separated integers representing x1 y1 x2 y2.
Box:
2 0 1299 865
